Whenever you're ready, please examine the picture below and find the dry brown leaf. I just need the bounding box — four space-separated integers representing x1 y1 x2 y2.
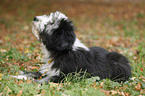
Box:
0 92 3 96
49 82 59 88
18 80 24 84
140 89 145 94
0 73 3 80
61 93 69 96
100 89 110 95
100 82 104 88
26 80 32 84
140 68 144 72
111 90 117 95
3 86 12 96
125 92 130 96
131 77 136 80
28 66 39 70
16 89 23 96
40 89 46 95
120 92 125 96
135 82 142 91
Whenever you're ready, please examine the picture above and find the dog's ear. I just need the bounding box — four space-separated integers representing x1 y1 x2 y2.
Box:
50 19 76 51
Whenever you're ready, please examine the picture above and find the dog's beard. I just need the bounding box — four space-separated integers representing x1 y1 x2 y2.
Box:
32 25 40 40
32 21 45 40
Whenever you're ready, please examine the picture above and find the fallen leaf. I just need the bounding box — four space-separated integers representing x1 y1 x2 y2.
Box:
0 73 3 80
118 91 125 96
40 89 46 95
135 82 142 91
16 89 23 96
31 66 39 70
28 66 39 70
100 82 104 88
49 82 59 88
125 92 130 96
26 80 32 84
24 49 30 53
140 89 145 94
100 89 110 95
0 40 3 44
3 86 12 96
0 48 7 52
18 80 24 84
0 92 3 96
131 77 136 80
111 90 117 95
140 68 144 72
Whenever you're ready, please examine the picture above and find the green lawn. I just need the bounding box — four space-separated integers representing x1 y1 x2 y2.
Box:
0 0 145 95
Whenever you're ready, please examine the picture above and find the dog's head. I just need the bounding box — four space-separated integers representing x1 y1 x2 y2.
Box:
32 11 76 51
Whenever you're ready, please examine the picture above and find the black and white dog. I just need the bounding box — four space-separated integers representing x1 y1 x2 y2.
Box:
15 11 131 83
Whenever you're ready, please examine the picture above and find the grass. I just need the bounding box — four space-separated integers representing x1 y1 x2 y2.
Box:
0 0 145 95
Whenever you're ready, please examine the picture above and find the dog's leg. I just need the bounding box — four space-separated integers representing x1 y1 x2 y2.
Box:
13 71 41 80
36 76 50 83
14 62 60 83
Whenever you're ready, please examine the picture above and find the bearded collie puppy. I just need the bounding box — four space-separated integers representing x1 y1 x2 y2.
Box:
14 11 131 83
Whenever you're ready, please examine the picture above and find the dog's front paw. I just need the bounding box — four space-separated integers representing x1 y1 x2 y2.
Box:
13 75 28 80
13 71 32 80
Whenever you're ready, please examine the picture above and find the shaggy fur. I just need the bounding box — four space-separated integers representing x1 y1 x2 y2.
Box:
14 11 131 83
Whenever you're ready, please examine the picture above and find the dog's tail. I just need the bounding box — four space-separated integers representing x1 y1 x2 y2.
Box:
107 52 131 82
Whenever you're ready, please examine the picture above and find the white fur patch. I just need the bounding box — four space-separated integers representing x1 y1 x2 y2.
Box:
13 75 28 80
49 11 68 20
73 38 89 51
37 61 60 83
40 43 51 63
32 26 40 40
38 44 60 83
39 61 54 74
37 68 60 83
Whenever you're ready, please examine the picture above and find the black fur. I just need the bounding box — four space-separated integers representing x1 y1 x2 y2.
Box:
40 19 76 51
38 18 131 83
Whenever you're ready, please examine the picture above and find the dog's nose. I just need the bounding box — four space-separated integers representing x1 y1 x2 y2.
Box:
33 17 38 21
